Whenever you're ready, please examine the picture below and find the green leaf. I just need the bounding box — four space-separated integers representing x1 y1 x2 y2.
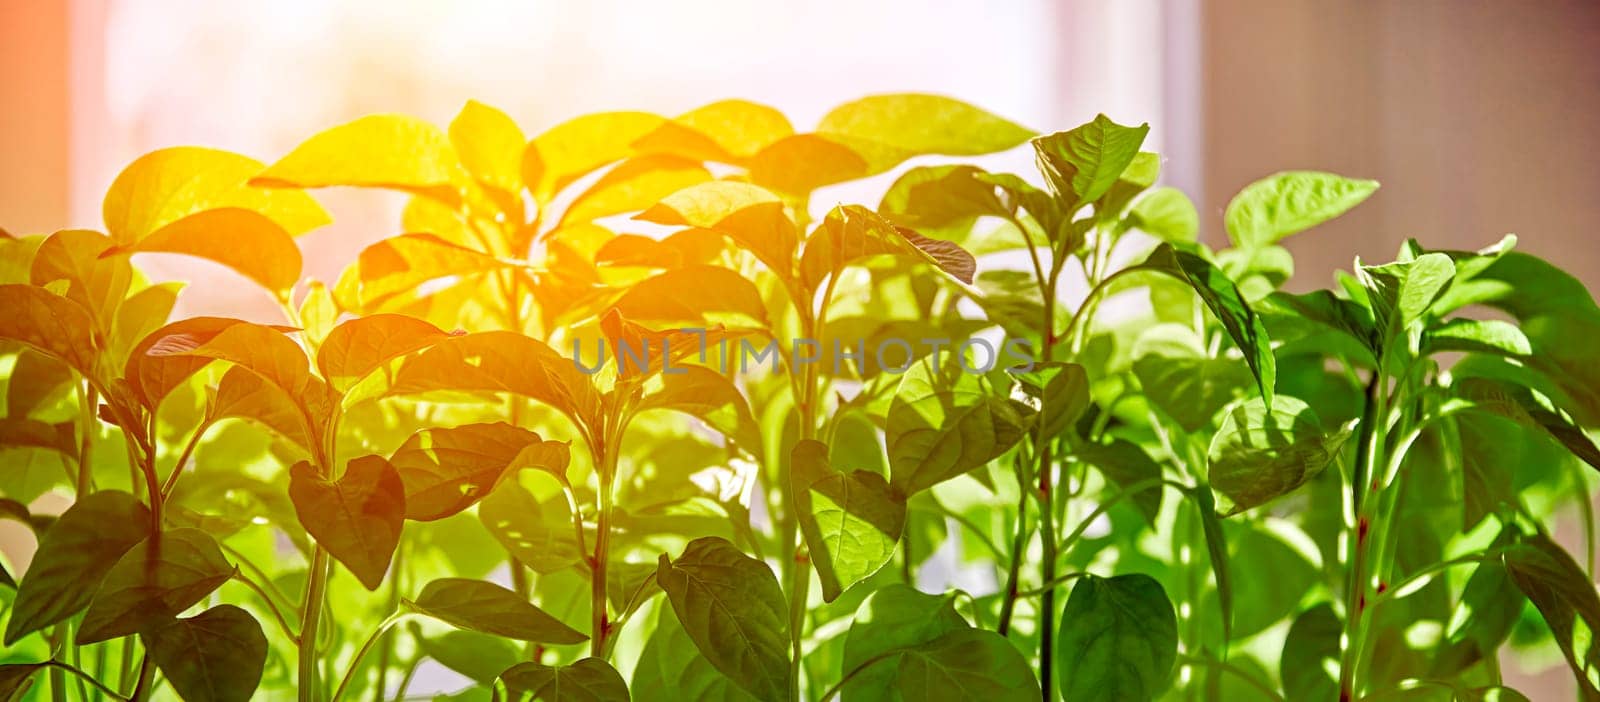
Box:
1139 244 1276 408
634 180 797 279
1224 171 1378 248
1129 187 1199 243
633 604 757 702
1424 318 1531 357
790 439 906 602
839 585 969 700
656 536 790 701
417 629 522 685
406 578 587 644
817 94 1033 162
1207 397 1350 515
877 165 1010 232
389 422 551 522
144 604 267 702
316 313 453 393
478 471 583 574
1434 528 1525 676
1280 604 1342 702
1032 114 1151 206
1132 324 1255 432
1191 488 1233 649
1010 361 1089 442
1504 533 1600 697
894 629 1041 701
289 455 405 590
1358 253 1456 334
800 205 978 288
5 491 152 644
500 658 630 702
886 357 1030 496
1077 439 1164 527
639 366 763 456
78 528 235 644
1055 574 1178 702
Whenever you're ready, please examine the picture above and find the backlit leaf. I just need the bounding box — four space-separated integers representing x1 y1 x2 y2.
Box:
1129 187 1199 243
105 207 303 295
102 146 329 244
144 604 268 702
30 229 132 331
633 604 757 702
478 471 583 574
747 133 870 195
895 629 1041 702
790 439 906 601
635 180 797 277
656 536 789 701
406 577 587 644
352 233 511 308
500 658 630 702
801 205 977 289
817 94 1033 164
1032 114 1150 206
840 585 969 700
1504 533 1600 697
672 99 793 160
1224 171 1378 248
78 527 235 644
317 313 452 392
289 456 405 590
450 100 527 195
523 111 666 202
611 265 769 328
253 114 463 203
562 156 711 225
887 358 1028 496
639 366 762 455
1424 318 1531 357
1359 253 1456 333
1077 438 1163 527
0 283 101 381
1208 397 1350 515
1139 244 1276 408
4 491 151 645
389 331 600 426
1056 574 1178 702
390 422 548 521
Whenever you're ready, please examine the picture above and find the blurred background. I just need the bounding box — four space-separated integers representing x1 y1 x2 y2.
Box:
2 0 1598 695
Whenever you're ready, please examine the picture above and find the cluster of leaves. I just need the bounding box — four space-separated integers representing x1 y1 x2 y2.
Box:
1 94 1598 702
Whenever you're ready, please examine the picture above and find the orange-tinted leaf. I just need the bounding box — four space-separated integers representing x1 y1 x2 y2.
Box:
521 111 666 202
449 100 526 195
103 146 330 244
0 235 44 283
389 422 548 521
612 265 769 327
800 205 976 290
209 367 316 452
597 309 747 379
105 208 302 296
389 331 600 427
0 417 76 456
816 94 1034 162
31 229 132 332
126 317 268 409
560 156 711 226
252 114 463 204
77 527 235 645
0 284 101 381
747 134 870 195
149 321 315 403
640 366 761 455
316 314 452 392
289 456 405 590
355 233 509 307
594 234 686 270
635 181 798 277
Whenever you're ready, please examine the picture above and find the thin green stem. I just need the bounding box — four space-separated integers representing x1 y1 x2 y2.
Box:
129 654 155 702
234 573 300 643
818 648 901 702
1015 571 1087 598
159 418 210 498
299 546 331 702
331 612 412 702
76 383 97 495
1174 654 1284 702
45 661 130 702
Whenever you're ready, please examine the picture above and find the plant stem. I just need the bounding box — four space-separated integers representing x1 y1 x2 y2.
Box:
46 661 130 702
1174 654 1284 702
234 574 300 642
996 463 1030 635
1339 371 1388 702
331 612 410 702
370 541 405 701
129 654 154 702
299 546 331 702
590 461 616 658
76 383 97 495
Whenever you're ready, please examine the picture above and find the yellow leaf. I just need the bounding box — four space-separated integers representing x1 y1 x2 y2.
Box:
800 205 976 291
316 313 453 392
210 366 317 453
146 321 325 418
105 208 302 296
252 114 464 203
612 265 769 328
126 317 262 409
449 100 526 196
355 233 509 307
30 230 132 332
109 281 183 366
103 146 330 244
635 181 797 277
817 93 1034 160
0 284 101 382
747 134 871 195
560 156 711 226
521 111 666 203
389 331 600 429
672 99 793 160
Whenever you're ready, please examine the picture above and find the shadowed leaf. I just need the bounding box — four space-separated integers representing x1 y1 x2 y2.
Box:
406 578 587 644
289 456 404 590
656 537 789 701
78 528 235 644
144 604 268 702
4 491 151 645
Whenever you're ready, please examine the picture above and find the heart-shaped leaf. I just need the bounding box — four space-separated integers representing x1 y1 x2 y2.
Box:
1207 397 1350 515
887 358 1029 496
1056 574 1178 702
390 422 550 521
289 455 405 590
78 528 235 644
500 658 630 702
790 439 906 601
144 604 268 702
